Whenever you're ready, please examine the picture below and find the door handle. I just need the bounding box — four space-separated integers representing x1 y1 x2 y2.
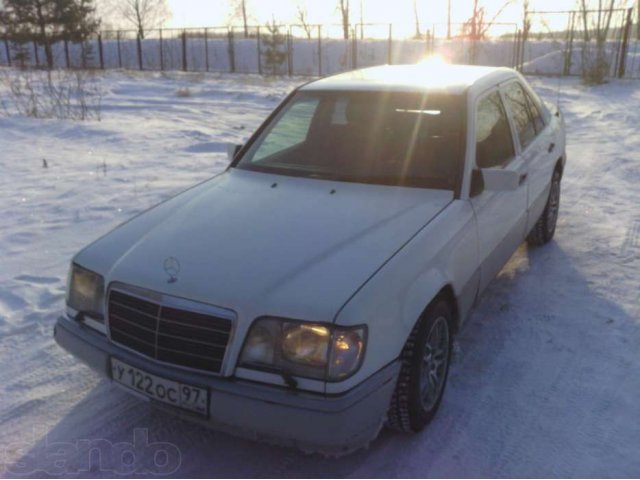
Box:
519 173 528 185
548 142 555 153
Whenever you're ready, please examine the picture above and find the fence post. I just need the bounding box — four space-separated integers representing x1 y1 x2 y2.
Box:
432 29 436 55
352 27 357 69
519 28 526 71
32 39 39 67
513 30 521 70
181 30 187 71
256 26 262 75
564 12 576 76
613 11 624 76
317 25 322 76
117 31 122 68
637 1 640 41
227 28 236 73
98 33 104 69
64 38 70 68
287 28 293 76
387 24 393 64
511 28 518 69
4 36 11 67
618 8 633 78
204 28 209 72
136 34 143 70
425 28 430 56
159 28 164 70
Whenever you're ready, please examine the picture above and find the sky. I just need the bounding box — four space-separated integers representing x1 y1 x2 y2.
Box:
163 0 588 34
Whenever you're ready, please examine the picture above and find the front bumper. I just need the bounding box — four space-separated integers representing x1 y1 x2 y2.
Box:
54 316 400 456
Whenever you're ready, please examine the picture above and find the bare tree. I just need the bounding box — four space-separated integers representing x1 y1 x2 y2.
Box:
578 0 620 83
413 0 421 38
522 0 531 35
295 3 312 39
338 0 349 40
231 0 249 38
463 0 514 63
463 0 514 41
119 0 170 39
522 0 531 48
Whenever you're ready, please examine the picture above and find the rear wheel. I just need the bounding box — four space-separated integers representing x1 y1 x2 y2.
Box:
527 169 561 246
387 300 453 432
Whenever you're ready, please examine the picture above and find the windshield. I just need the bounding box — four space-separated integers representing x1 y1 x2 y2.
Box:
235 90 465 190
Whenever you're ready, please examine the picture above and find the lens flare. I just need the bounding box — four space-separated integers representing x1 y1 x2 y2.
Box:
417 54 448 67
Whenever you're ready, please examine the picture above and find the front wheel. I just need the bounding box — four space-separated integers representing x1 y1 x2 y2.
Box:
386 300 453 432
527 169 562 246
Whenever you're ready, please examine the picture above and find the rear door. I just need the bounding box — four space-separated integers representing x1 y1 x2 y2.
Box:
470 88 529 293
501 81 555 233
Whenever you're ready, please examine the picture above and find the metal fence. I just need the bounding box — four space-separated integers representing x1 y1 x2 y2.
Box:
521 8 640 79
1 10 639 79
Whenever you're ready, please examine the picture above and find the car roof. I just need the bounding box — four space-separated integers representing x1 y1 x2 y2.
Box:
300 63 517 95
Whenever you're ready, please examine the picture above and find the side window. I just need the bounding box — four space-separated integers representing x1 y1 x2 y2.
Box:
525 91 545 133
503 82 536 150
475 92 515 169
251 97 319 162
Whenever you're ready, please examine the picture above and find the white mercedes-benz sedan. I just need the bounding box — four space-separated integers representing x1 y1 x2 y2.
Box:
55 63 566 455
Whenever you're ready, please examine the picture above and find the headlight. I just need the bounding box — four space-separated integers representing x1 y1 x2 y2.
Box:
66 263 105 322
239 318 366 381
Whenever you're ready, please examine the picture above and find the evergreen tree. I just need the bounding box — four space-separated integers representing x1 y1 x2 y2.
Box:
261 20 286 76
1 0 99 69
11 41 32 67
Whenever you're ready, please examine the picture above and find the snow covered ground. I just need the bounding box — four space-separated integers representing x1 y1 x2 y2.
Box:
1 69 640 477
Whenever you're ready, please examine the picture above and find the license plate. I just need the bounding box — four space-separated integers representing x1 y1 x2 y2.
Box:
110 358 209 416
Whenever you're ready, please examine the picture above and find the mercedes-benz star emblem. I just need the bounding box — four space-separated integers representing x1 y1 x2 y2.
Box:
163 257 180 283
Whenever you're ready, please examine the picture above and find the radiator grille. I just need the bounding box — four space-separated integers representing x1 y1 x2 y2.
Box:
108 289 232 374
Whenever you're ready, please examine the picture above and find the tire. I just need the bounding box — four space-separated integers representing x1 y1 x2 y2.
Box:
527 169 562 246
387 299 453 433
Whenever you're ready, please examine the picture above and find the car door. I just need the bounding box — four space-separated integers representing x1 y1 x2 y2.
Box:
501 80 554 233
470 88 529 294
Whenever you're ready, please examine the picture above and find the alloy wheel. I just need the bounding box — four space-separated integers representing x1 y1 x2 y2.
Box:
420 316 450 411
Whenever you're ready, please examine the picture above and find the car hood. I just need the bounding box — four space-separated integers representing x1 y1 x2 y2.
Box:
76 168 452 322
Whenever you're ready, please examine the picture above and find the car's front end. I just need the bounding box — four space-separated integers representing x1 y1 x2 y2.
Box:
55 165 453 454
56 71 467 454
55 283 399 455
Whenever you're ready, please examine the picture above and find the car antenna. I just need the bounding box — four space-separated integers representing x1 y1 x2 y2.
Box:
555 74 562 116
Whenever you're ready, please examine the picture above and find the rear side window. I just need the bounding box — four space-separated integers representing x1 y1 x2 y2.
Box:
503 82 537 150
475 91 515 169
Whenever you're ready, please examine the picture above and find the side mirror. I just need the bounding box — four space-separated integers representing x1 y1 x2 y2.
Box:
227 144 242 162
470 169 484 197
480 168 522 192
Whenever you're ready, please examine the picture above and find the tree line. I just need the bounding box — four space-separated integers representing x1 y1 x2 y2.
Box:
0 0 172 68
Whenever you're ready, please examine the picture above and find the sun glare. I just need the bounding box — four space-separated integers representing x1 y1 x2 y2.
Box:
417 54 448 67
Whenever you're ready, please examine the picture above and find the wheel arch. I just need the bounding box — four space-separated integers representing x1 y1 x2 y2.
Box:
554 156 564 176
406 282 461 349
435 284 460 335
